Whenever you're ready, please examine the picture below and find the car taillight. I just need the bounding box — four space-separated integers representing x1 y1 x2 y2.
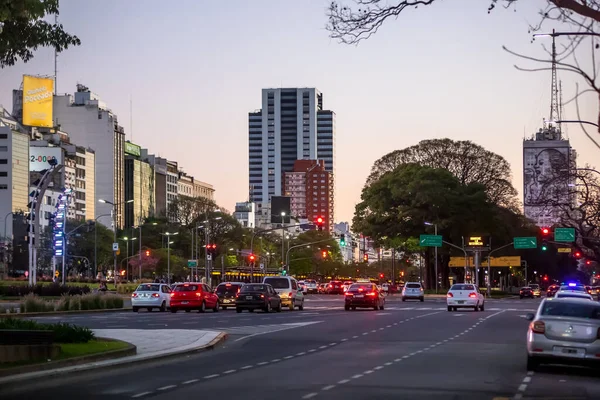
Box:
170 293 175 297
152 293 160 298
420 288 424 292
366 292 377 296
329 284 332 288
131 293 138 298
289 292 293 298
468 293 477 298
260 294 265 298
530 321 545 334
196 292 202 297
447 293 453 298
345 292 353 296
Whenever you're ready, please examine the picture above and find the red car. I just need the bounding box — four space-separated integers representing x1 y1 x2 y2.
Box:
170 283 219 313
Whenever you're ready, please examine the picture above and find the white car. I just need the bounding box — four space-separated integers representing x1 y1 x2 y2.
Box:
447 283 485 312
402 282 424 302
131 283 172 312
554 291 594 301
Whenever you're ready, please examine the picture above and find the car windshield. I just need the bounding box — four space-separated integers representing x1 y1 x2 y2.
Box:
521 287 531 290
264 278 290 289
241 284 267 292
173 285 199 292
556 293 590 299
450 284 474 291
541 301 600 319
216 284 241 294
305 280 316 284
136 284 160 292
406 283 421 289
349 284 374 291
530 285 540 289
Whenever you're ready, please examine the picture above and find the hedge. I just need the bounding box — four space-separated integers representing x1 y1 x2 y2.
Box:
0 283 91 297
19 293 124 313
0 317 94 343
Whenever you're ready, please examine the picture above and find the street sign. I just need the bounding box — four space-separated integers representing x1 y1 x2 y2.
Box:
259 263 265 270
449 256 521 267
187 260 197 268
112 242 119 251
557 247 572 253
465 235 490 250
55 270 59 277
420 234 442 247
207 254 212 261
555 227 576 242
514 237 537 249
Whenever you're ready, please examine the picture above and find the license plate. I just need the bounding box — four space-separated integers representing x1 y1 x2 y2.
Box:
457 300 464 304
181 301 189 304
355 294 364 298
246 296 253 300
554 346 584 357
224 299 231 303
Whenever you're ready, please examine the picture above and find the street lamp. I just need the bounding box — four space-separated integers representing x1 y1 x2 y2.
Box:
201 215 222 283
135 221 157 281
424 222 438 293
159 231 178 284
280 211 286 268
99 198 133 286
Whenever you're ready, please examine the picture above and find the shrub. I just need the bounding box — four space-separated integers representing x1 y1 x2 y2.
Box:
0 318 94 343
0 283 91 297
102 294 124 309
116 284 136 294
20 293 55 313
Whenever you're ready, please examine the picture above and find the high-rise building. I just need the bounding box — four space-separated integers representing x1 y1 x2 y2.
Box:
284 160 334 232
234 202 256 228
248 88 336 226
141 150 167 218
124 141 153 228
523 125 576 227
53 84 126 229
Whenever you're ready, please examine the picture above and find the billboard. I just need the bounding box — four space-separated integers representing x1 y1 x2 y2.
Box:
22 76 54 127
29 146 62 172
449 256 521 268
270 196 291 223
124 142 141 157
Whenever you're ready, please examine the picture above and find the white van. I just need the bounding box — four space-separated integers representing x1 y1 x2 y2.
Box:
262 276 304 311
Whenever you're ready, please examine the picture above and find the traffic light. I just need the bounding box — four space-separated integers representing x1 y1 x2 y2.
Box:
541 240 548 251
544 275 548 281
573 250 582 258
541 227 550 236
281 269 287 276
249 254 256 263
340 234 345 246
145 250 150 257
401 271 405 277
379 273 384 279
120 270 126 276
586 260 592 265
316 216 324 231
322 250 327 259
363 254 368 262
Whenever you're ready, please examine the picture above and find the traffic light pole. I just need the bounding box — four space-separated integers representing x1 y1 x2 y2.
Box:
487 241 514 298
285 238 333 270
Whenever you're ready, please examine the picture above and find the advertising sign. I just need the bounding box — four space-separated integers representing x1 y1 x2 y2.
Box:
449 256 521 268
29 146 62 172
124 142 141 157
22 75 54 127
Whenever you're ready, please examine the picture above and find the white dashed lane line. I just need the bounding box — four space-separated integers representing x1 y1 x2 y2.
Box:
513 371 534 399
128 311 441 398
299 310 506 399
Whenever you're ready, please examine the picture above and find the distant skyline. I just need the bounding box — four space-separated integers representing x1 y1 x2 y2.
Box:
0 0 596 224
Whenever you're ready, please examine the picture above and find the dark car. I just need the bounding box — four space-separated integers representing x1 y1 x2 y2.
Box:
520 287 534 299
326 280 344 295
215 282 245 310
344 283 385 311
236 283 282 313
546 284 559 297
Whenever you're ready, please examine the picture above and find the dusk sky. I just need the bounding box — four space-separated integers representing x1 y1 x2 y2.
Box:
0 0 596 223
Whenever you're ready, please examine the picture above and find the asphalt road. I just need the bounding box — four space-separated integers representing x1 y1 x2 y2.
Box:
2 295 600 400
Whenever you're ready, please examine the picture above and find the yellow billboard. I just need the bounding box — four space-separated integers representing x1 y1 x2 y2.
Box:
449 256 521 268
22 75 54 127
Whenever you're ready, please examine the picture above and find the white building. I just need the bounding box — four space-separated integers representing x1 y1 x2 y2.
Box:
234 202 256 229
248 88 336 227
523 125 577 227
178 171 194 198
53 84 126 229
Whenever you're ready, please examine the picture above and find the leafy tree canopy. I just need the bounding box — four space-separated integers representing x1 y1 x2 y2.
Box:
0 0 80 68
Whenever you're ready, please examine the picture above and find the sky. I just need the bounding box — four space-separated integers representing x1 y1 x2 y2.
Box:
0 0 597 224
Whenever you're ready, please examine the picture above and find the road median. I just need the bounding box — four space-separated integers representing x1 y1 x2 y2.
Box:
1 307 132 318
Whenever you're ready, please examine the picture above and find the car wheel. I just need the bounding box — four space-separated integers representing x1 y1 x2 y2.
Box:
160 301 166 312
185 309 191 313
276 302 282 312
352 307 356 311
480 302 485 311
221 306 227 310
420 297 424 302
236 308 242 313
147 307 152 312
526 355 539 371
133 307 139 312
199 301 206 313
520 296 523 299
213 303 219 312
474 304 479 312
170 308 177 313
402 297 406 302
379 303 384 310
265 302 272 313
373 304 378 311
345 305 350 311
289 301 294 311
249 308 254 313
447 306 452 312
299 301 304 311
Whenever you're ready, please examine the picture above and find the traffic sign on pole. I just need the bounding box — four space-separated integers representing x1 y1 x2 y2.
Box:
514 237 537 249
112 242 119 251
419 234 442 247
55 270 59 277
187 260 197 268
554 227 576 242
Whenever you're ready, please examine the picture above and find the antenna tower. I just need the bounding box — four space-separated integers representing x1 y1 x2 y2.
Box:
54 14 58 94
549 29 560 128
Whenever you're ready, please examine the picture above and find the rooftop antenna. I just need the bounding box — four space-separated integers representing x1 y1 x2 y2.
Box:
53 13 58 95
559 80 567 138
549 29 560 136
130 95 133 142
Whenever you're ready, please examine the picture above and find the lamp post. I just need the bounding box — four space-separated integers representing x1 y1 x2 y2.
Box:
280 212 286 268
135 221 157 281
201 213 221 282
424 222 438 293
160 231 178 284
94 213 112 278
99 198 133 287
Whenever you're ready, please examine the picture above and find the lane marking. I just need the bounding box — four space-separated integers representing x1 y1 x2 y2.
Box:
284 355 293 359
296 352 306 356
523 376 531 383
182 379 198 385
518 384 527 392
352 374 363 379
322 385 335 391
303 393 318 399
271 359 281 363
257 361 268 366
241 365 253 369
157 385 176 391
204 374 219 379
374 366 384 370
131 392 152 398
223 369 236 374
338 379 350 384
364 370 374 374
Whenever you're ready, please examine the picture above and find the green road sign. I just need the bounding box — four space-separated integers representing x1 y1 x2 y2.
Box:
514 237 537 249
187 260 198 268
555 227 576 242
420 234 442 247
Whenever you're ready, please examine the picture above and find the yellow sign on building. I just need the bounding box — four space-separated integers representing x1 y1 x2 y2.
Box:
449 256 521 267
22 75 54 127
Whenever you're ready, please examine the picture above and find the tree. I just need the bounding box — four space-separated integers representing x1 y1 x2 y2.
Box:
168 195 217 226
366 139 519 209
286 230 342 276
0 0 81 68
327 1 600 132
128 254 160 279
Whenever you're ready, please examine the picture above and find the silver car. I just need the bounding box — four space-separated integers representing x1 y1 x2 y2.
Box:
402 282 424 302
526 298 600 370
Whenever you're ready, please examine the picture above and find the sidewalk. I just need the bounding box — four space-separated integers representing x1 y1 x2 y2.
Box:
0 329 226 386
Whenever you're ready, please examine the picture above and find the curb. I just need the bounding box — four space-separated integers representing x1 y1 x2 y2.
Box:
0 338 136 378
0 332 228 390
0 308 132 318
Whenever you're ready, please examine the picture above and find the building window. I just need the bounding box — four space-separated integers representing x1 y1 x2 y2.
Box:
0 184 7 190
0 146 7 152
0 171 6 177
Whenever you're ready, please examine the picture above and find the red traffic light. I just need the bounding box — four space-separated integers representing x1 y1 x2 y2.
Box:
363 254 368 262
322 250 327 258
249 254 255 261
541 227 550 235
543 276 548 281
586 260 592 265
316 217 323 224
145 250 150 257
379 273 384 279
574 251 582 258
